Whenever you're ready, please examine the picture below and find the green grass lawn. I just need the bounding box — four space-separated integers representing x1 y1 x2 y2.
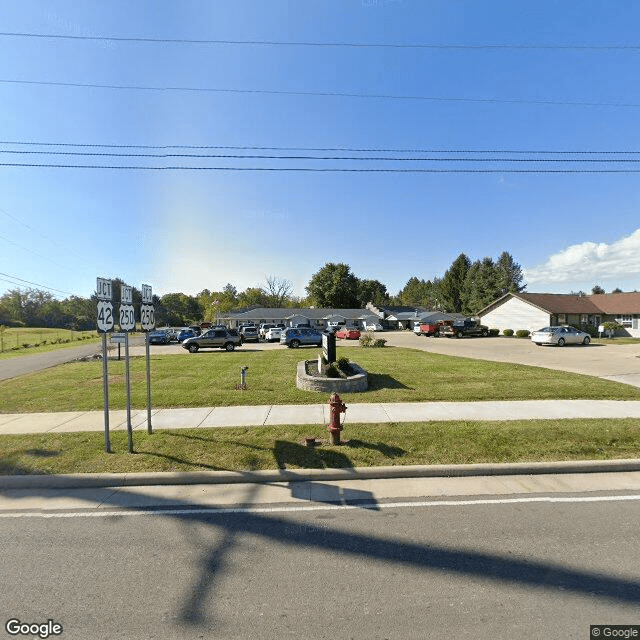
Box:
1 346 639 413
2 419 639 475
0 327 99 359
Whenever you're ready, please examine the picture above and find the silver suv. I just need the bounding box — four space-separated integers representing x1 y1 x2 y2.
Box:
182 328 242 352
280 327 323 348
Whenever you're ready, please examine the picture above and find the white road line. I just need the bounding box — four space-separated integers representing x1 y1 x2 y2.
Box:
2 493 640 518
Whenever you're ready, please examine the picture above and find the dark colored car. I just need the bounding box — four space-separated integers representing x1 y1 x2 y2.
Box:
440 319 489 338
182 328 242 352
240 326 260 342
177 328 198 342
279 327 323 348
148 329 171 345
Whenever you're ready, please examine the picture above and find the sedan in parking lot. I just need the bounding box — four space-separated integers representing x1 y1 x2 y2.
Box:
148 329 171 345
336 327 361 340
531 326 591 347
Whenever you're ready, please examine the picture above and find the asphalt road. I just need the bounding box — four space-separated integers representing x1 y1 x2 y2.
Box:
2 486 639 639
0 336 145 381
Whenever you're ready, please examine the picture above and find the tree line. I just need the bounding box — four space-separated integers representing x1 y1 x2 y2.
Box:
0 253 527 329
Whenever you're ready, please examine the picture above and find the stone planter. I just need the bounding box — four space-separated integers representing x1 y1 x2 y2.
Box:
296 360 368 393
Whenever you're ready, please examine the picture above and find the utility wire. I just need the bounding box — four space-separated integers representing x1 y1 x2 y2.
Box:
0 272 74 295
1 31 639 51
1 78 637 108
3 141 640 154
3 163 640 172
2 150 640 162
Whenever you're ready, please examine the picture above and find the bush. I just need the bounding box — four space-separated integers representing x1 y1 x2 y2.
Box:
372 338 387 348
515 330 530 338
503 329 514 337
336 357 353 375
359 333 373 347
489 328 500 337
325 363 342 378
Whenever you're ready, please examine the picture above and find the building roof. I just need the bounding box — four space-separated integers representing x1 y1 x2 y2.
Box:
221 307 369 321
587 292 640 314
479 291 640 316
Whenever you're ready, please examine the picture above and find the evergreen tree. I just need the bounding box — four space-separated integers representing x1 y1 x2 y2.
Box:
439 253 471 312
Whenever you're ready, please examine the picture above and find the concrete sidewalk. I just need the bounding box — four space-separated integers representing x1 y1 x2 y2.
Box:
2 399 640 435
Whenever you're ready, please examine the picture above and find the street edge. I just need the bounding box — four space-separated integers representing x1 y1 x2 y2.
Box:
2 458 640 490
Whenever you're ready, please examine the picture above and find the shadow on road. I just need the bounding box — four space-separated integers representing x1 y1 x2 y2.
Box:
3 478 640 632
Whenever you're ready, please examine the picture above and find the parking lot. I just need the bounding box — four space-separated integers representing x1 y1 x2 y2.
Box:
131 330 640 389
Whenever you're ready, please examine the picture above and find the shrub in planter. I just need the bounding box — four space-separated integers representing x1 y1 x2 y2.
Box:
515 330 530 338
325 363 342 378
503 329 514 337
489 328 500 337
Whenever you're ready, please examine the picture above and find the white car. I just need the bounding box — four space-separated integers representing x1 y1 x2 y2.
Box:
264 327 282 342
365 322 383 332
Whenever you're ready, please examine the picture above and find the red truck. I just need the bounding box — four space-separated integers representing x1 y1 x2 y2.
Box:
418 320 452 337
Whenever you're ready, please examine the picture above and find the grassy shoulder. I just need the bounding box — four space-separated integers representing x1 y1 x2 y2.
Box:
2 419 639 475
1 346 639 413
0 328 100 360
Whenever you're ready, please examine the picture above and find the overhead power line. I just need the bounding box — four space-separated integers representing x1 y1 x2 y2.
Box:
0 272 74 295
1 31 639 51
1 78 637 108
3 163 640 173
2 150 640 162
3 141 640 154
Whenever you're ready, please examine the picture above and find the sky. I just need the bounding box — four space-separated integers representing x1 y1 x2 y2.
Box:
1 0 640 303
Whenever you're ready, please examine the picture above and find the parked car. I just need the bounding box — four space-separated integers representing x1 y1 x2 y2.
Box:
148 329 171 345
182 328 242 352
336 327 361 340
240 326 260 343
259 324 277 339
280 327 323 348
531 326 591 347
440 319 489 338
177 328 198 342
264 327 282 342
364 322 384 332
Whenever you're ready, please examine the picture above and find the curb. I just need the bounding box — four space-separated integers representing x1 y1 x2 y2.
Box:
2 458 640 490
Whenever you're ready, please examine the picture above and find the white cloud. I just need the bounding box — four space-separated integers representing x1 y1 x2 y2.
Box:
524 228 640 285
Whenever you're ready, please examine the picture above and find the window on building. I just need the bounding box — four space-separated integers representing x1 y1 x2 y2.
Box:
617 315 633 327
558 314 566 324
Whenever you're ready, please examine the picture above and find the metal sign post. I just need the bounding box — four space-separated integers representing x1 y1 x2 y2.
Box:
101 332 111 453
119 285 135 454
141 284 154 434
96 277 114 454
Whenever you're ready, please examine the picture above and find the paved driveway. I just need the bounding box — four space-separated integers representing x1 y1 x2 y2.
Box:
382 331 640 389
137 332 640 389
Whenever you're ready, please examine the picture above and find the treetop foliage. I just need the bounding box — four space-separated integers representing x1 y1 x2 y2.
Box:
0 253 528 329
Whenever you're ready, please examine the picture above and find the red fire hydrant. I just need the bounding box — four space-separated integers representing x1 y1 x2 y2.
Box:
328 392 347 445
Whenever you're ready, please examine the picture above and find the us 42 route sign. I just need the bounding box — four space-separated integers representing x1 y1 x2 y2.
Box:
97 301 114 332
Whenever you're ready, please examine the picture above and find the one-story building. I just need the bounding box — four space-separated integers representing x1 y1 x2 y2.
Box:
478 292 640 337
219 307 381 331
